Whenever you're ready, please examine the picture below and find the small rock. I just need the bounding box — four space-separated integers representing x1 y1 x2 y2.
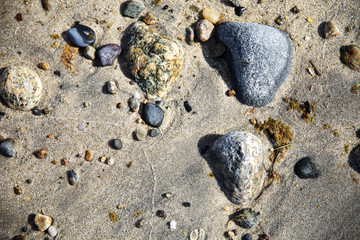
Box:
163 192 172 199
38 62 50 70
32 107 43 116
106 157 115 165
209 42 227 58
15 13 23 21
107 80 118 94
241 233 253 240
135 218 143 228
21 227 28 232
0 65 42 110
14 186 22 195
323 21 339 39
12 235 25 240
141 103 164 127
67 24 96 47
134 129 146 141
67 169 79 186
340 45 360 72
128 97 140 112
48 226 57 237
84 45 96 60
234 6 246 17
290 6 300 14
34 149 49 159
185 27 195 45
275 16 285 25
78 124 85 131
306 17 314 23
116 102 123 109
123 0 145 18
169 220 176 230
0 138 15 157
184 101 192 112
85 150 92 161
226 89 236 96
143 12 156 25
34 213 52 232
196 19 214 42
227 230 236 239
202 8 220 24
99 156 106 163
133 91 140 99
232 208 259 229
97 44 122 66
148 128 161 137
294 157 320 179
182 202 191 207
190 228 206 240
61 158 68 166
156 210 167 219
112 139 123 150
0 111 5 121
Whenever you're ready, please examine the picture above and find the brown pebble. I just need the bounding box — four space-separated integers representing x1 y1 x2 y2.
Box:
41 0 50 11
34 149 49 159
51 160 58 165
117 205 122 209
249 118 257 125
15 13 23 21
143 12 156 25
226 89 236 96
47 134 53 138
14 186 22 195
0 135 3 142
340 45 360 72
85 150 92 161
116 102 123 109
127 161 133 168
38 62 50 70
61 158 68 166
196 19 214 42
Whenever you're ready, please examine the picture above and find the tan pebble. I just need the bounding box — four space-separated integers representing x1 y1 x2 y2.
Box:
196 19 214 42
50 34 60 39
202 8 220 24
117 204 122 209
323 21 339 39
35 213 52 232
226 89 236 96
85 150 92 161
340 45 360 72
143 12 156 25
116 102 123 109
99 156 106 163
35 149 49 159
306 17 313 23
51 41 60 48
249 118 257 126
107 80 118 94
60 158 68 166
38 62 50 70
51 160 58 165
227 230 235 239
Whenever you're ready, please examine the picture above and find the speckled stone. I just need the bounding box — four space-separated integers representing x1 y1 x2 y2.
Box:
97 44 122 66
196 19 214 42
190 228 206 240
0 138 15 157
84 46 96 60
0 66 42 110
148 128 161 137
67 25 96 47
232 208 259 229
123 0 145 18
123 22 183 99
241 233 253 240
112 139 123 150
216 22 293 107
209 131 265 205
141 103 164 127
294 157 320 179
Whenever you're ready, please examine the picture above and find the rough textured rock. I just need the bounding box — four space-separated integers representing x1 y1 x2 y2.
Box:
340 45 360 72
123 21 183 99
34 213 52 232
232 208 259 229
216 22 293 107
96 44 122 66
209 131 266 205
0 66 42 110
123 0 145 18
323 21 340 39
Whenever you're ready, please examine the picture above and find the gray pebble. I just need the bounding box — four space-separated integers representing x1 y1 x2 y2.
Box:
134 129 146 141
0 138 15 157
97 44 122 66
67 170 79 186
148 128 161 137
323 21 340 39
112 139 123 150
128 97 140 112
107 80 118 94
141 103 164 127
123 0 145 18
185 27 195 45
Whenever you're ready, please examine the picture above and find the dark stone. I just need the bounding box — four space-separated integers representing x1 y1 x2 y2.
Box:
234 6 246 16
135 218 143 228
231 208 259 229
12 236 25 240
148 128 161 137
32 107 43 116
25 179 32 184
216 22 293 107
67 24 96 47
184 101 192 112
348 145 360 173
290 6 300 14
356 129 360 138
294 157 320 179
0 138 15 157
67 170 79 186
111 139 123 150
21 227 28 232
53 70 61 77
0 111 5 121
162 5 169 10
182 202 191 207
96 44 122 66
156 210 167 218
242 233 252 240
142 103 164 127
123 0 145 18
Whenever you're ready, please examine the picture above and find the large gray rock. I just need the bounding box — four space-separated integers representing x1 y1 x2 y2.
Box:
216 22 293 107
209 131 266 205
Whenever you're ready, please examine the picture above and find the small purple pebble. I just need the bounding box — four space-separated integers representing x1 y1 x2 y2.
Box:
97 44 122 66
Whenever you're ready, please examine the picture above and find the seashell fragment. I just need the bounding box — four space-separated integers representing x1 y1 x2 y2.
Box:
190 228 206 240
209 131 266 205
35 213 52 232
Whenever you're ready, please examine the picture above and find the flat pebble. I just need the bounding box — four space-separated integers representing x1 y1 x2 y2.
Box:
84 45 96 60
169 220 176 230
142 103 164 127
35 213 52 231
67 169 79 186
196 19 214 42
340 45 360 72
38 62 50 70
32 107 43 116
112 139 123 150
48 226 57 237
323 21 339 39
294 157 320 179
0 65 42 110
134 129 146 141
85 150 92 161
232 208 259 229
123 0 145 18
202 8 220 24
148 128 161 137
107 80 118 94
0 138 15 157
190 228 206 240
97 44 122 66
67 24 96 47
34 148 49 159
185 27 195 45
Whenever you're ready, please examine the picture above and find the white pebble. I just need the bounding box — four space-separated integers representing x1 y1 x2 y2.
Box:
106 157 114 165
170 220 176 230
133 91 140 99
48 226 57 237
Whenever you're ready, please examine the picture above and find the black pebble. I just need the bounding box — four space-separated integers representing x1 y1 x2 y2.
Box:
111 139 123 150
182 202 191 207
25 179 32 184
0 138 15 157
32 108 43 116
356 129 360 138
156 210 167 218
242 233 252 240
184 101 192 112
44 237 50 240
162 5 169 10
0 111 5 121
148 128 161 137
54 70 61 77
12 236 25 240
294 157 320 179
142 103 164 127
21 227 27 232
234 6 246 16
135 218 143 228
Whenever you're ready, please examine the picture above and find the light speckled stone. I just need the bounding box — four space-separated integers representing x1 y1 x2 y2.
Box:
123 0 145 18
209 131 266 205
123 22 183 99
323 21 340 39
0 66 42 110
216 22 293 107
196 19 214 42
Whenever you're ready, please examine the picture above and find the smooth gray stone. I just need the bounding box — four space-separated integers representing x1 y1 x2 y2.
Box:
123 0 145 18
216 22 293 107
0 139 15 157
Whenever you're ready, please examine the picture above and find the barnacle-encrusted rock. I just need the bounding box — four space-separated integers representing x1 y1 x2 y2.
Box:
0 66 42 110
209 131 266 205
123 22 183 99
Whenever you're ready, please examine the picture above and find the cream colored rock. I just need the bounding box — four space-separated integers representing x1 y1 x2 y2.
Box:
323 21 340 39
35 213 52 232
202 8 220 24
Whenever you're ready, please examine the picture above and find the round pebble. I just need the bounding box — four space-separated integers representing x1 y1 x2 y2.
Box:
134 129 146 141
135 218 143 228
294 157 320 179
182 202 191 207
0 65 42 110
128 97 140 112
35 213 52 232
169 220 176 230
148 128 161 137
232 208 259 229
84 45 96 60
234 6 246 16
14 186 22 195
340 45 360 72
48 226 57 237
185 27 195 45
242 233 253 240
141 103 164 127
0 138 15 157
106 157 115 165
78 124 85 131
123 0 145 18
67 24 96 47
34 148 49 159
107 80 118 94
21 227 27 232
112 139 123 150
143 12 156 25
32 107 43 116
97 44 122 66
323 21 340 39
202 8 220 24
196 19 214 42
184 101 192 112
67 169 79 186
156 210 167 219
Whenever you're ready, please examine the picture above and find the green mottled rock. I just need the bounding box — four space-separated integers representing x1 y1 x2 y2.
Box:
123 0 145 18
124 22 183 99
0 66 42 110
